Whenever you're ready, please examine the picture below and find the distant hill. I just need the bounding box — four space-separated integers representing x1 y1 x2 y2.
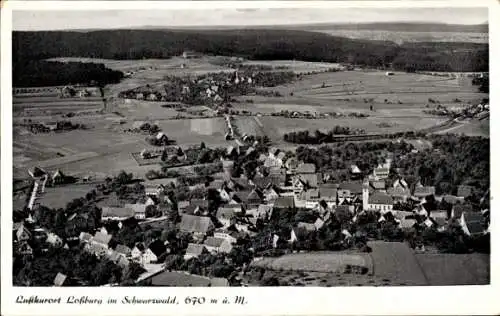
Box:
83 22 488 34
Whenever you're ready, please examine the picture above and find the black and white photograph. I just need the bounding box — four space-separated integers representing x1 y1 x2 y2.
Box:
7 3 492 292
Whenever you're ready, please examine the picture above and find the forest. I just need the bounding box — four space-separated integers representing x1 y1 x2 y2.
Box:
13 60 124 87
13 29 489 72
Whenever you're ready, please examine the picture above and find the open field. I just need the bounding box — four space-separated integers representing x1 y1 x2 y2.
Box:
241 60 343 73
368 241 428 285
40 183 96 209
415 253 489 285
252 252 373 273
314 30 488 44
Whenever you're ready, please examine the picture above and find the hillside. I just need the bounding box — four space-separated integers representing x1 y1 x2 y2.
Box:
13 29 489 80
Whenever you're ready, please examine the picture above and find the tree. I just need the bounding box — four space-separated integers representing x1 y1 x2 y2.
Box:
161 150 169 162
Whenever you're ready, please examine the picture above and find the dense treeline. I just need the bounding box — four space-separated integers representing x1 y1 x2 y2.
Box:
13 29 488 72
13 60 124 87
283 127 366 144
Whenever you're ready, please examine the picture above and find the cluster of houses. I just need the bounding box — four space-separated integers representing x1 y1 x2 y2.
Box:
59 85 98 98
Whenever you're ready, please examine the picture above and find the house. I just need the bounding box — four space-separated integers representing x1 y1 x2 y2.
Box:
370 180 386 192
318 186 337 206
459 212 485 237
297 222 316 232
367 192 393 213
393 178 409 190
387 186 411 202
115 244 132 258
93 231 112 246
182 50 201 59
179 215 215 240
451 204 474 220
273 196 295 210
17 242 33 256
246 204 273 220
101 207 134 221
46 232 63 248
457 185 474 198
178 201 191 212
262 186 280 203
298 189 320 208
413 186 436 198
350 164 362 175
28 166 47 179
124 203 148 220
53 272 67 286
338 181 363 198
314 218 325 230
296 173 319 189
296 163 316 174
16 223 32 242
141 248 159 264
264 156 283 169
184 243 207 260
79 232 93 244
131 244 145 260
148 240 167 260
155 132 168 143
441 195 464 205
203 237 233 254
216 206 238 228
397 217 418 230
51 169 67 185
213 231 238 244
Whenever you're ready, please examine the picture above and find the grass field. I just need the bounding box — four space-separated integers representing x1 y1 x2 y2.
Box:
241 60 343 73
252 252 373 273
41 183 95 209
368 241 428 286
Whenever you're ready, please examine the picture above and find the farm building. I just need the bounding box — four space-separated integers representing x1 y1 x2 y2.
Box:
184 243 207 260
182 50 202 59
179 215 215 240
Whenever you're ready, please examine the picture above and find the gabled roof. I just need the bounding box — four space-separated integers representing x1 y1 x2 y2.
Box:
53 272 67 286
185 243 206 256
319 186 337 199
29 166 47 178
369 192 393 205
298 174 318 188
299 189 320 200
273 196 295 209
79 232 93 242
180 215 214 234
296 163 316 174
204 237 226 248
350 165 362 174
93 231 112 245
52 169 66 179
338 181 363 195
115 244 132 256
413 186 436 197
101 207 134 219
216 206 239 219
457 185 473 198
124 203 147 215
393 178 409 189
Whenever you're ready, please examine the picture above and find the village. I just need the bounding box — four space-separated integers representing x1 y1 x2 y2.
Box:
13 129 490 286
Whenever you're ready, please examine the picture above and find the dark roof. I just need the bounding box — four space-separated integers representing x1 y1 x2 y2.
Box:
457 185 474 198
185 243 206 256
296 163 316 174
463 212 485 235
413 186 436 197
190 199 209 208
338 181 363 195
180 215 214 234
148 239 167 257
298 174 318 188
273 196 295 209
369 192 393 205
319 186 337 199
216 206 239 219
93 232 112 245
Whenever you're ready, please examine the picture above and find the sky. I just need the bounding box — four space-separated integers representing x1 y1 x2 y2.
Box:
13 7 488 31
